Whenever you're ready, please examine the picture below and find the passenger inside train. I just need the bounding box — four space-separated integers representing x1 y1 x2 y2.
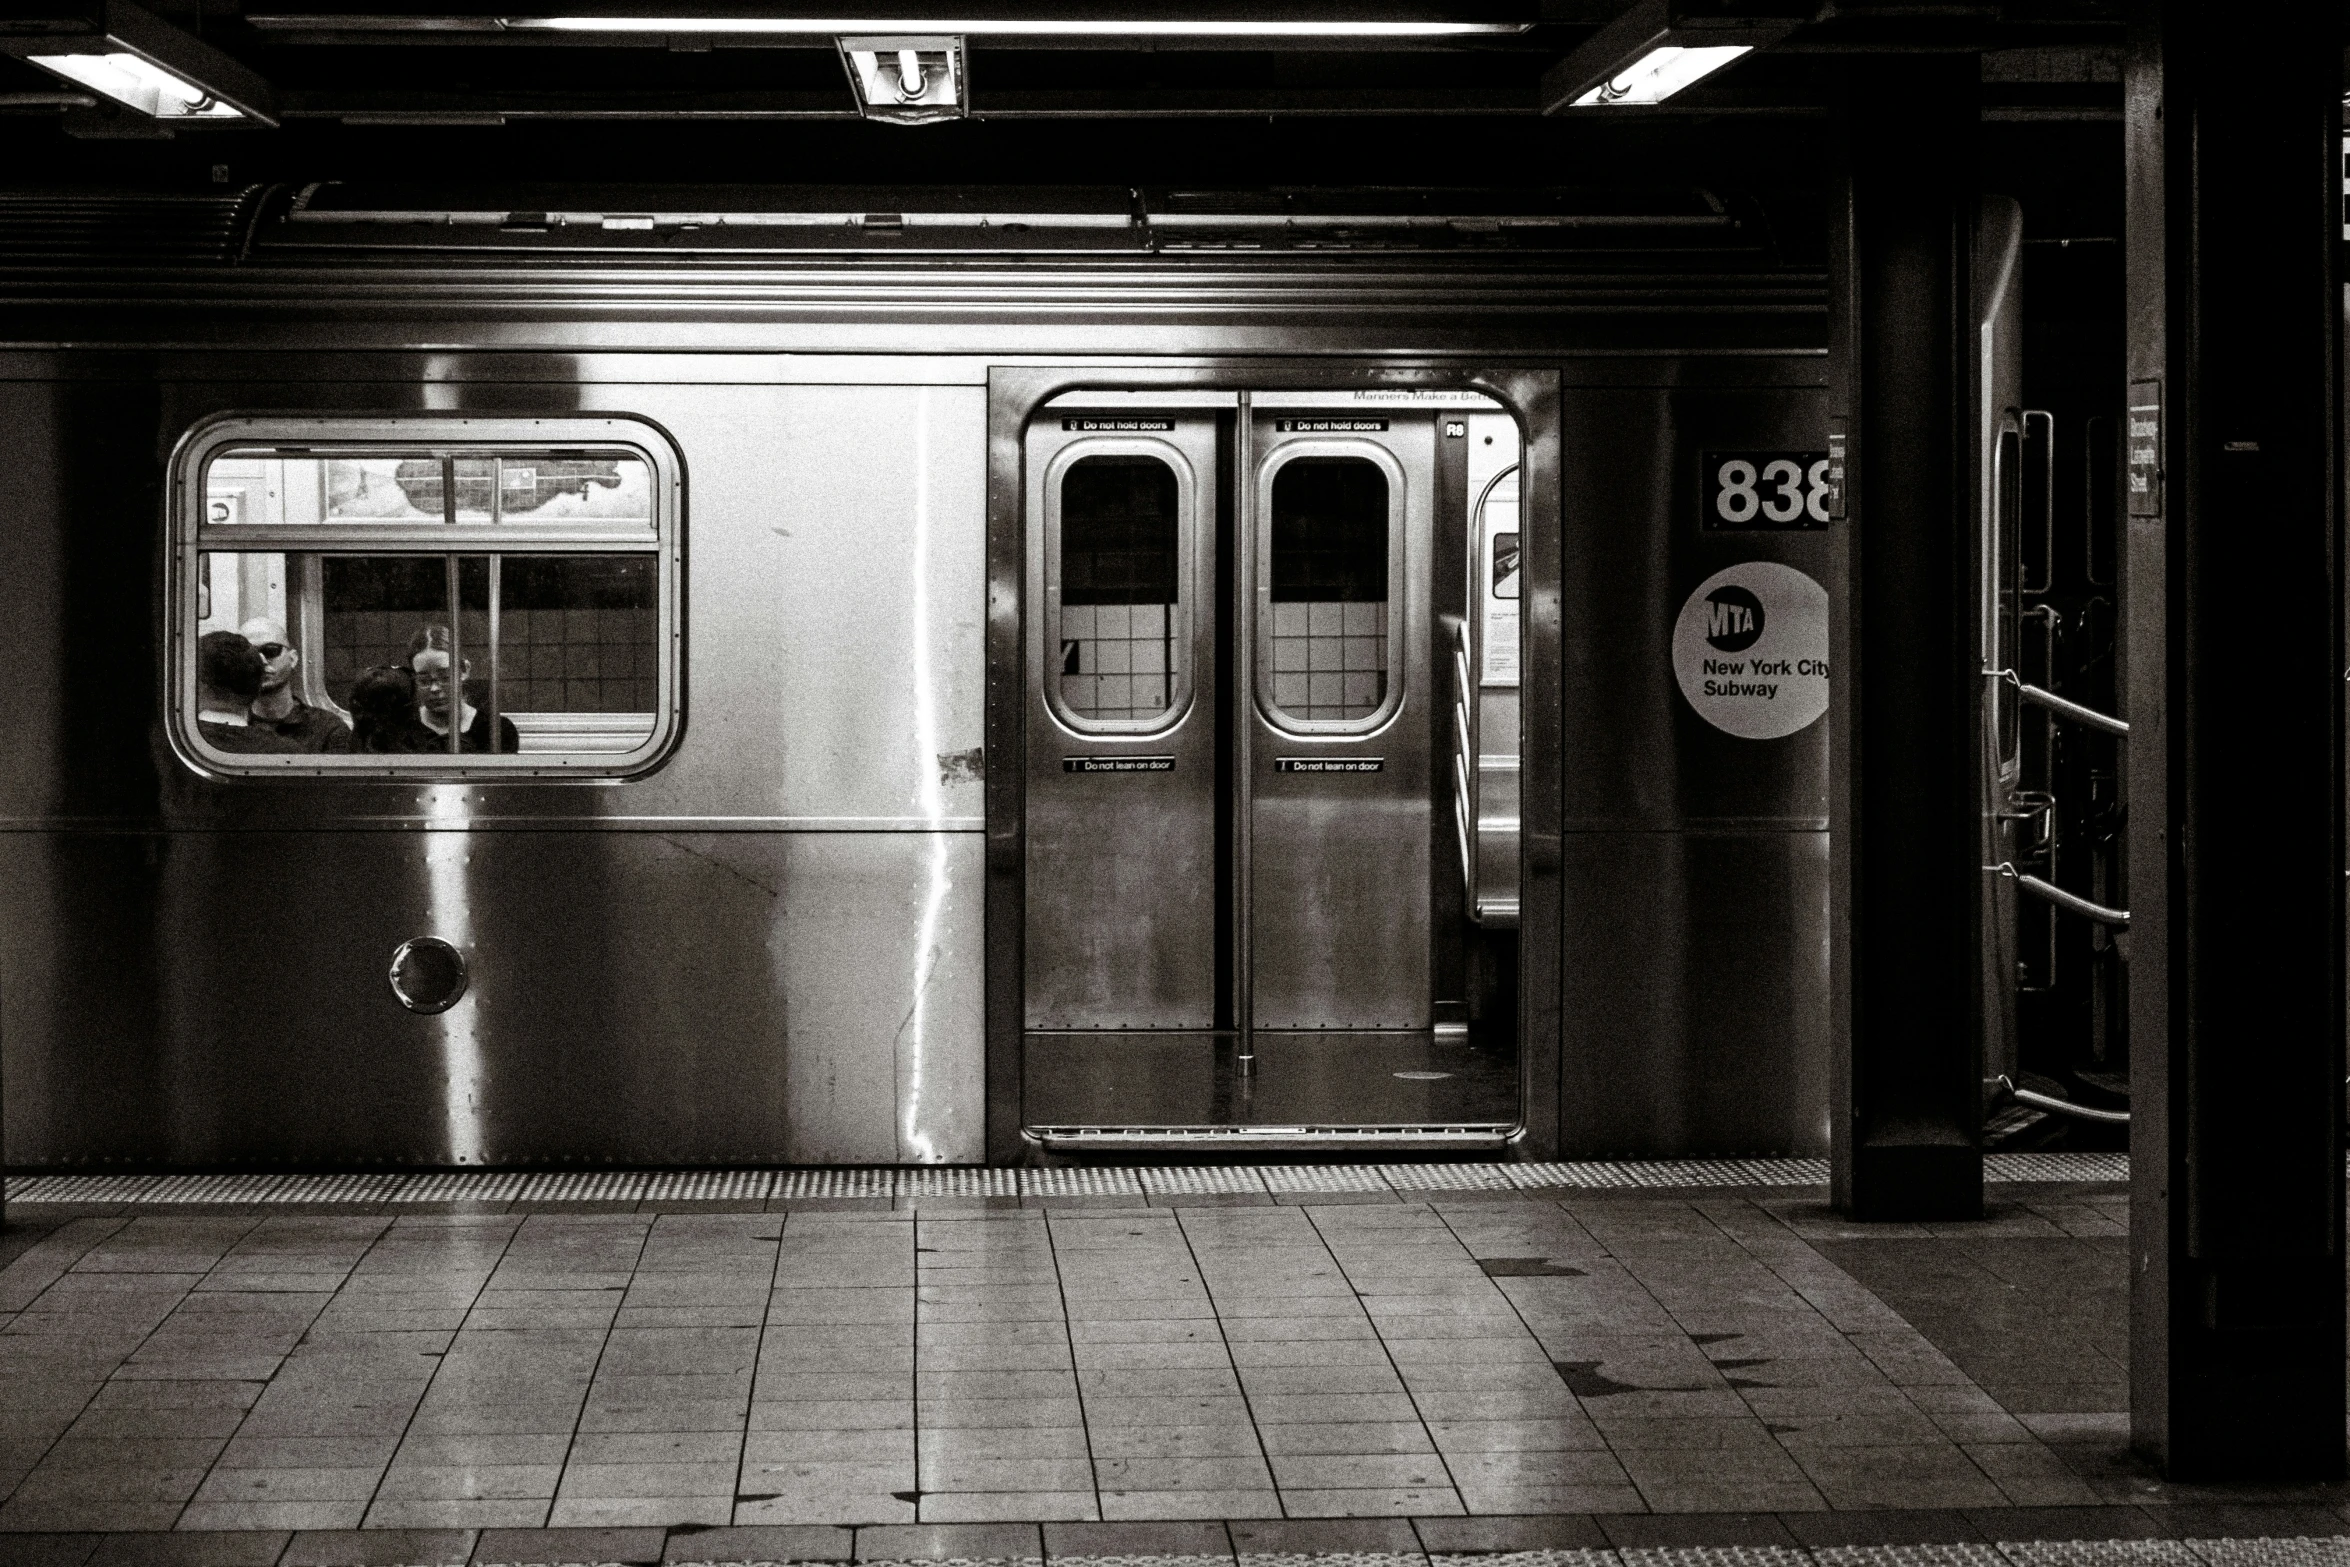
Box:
239 615 351 752
193 630 296 754
407 624 520 754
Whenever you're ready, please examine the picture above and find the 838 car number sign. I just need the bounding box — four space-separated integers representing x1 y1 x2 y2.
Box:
1702 451 1832 530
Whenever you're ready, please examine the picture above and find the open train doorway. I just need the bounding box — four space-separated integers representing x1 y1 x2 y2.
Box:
1014 388 1522 1149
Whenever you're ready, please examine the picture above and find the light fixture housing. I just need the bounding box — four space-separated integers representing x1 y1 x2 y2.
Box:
838 33 965 122
2 0 276 124
246 12 1533 38
1540 0 1798 114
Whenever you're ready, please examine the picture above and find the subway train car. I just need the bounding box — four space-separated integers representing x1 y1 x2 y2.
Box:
0 181 1847 1169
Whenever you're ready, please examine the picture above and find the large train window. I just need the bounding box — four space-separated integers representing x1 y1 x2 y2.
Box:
172 417 681 777
1047 445 1193 732
1261 449 1402 731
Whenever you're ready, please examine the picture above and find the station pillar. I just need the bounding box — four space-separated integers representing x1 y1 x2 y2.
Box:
2123 0 2346 1479
1828 56 1987 1220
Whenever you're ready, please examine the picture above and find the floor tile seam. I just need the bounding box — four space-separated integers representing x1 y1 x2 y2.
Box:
352 1209 537 1531
1292 1205 1468 1518
0 1224 226 1516
0 1217 134 1314
725 1202 796 1518
1165 1207 1281 1507
993 1211 1096 1518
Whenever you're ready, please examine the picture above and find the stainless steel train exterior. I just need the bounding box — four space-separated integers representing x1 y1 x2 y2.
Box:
0 184 1833 1167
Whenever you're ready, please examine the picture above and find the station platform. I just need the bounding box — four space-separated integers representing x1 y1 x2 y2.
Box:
0 1158 2342 1567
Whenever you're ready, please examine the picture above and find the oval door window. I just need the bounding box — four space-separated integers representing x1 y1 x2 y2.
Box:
1268 455 1392 724
389 937 469 1014
1058 454 1182 725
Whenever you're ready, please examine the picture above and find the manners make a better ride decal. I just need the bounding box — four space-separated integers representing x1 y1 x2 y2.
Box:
1671 561 1830 740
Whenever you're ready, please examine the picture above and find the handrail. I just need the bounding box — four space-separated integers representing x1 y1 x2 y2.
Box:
1987 668 2128 737
1995 1074 2130 1125
1453 622 1477 895
1994 862 2129 928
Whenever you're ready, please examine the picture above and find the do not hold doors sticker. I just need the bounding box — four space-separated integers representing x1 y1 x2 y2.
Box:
1671 562 1829 739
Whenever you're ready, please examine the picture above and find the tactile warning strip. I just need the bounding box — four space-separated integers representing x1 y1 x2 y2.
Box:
391 1171 532 1203
1024 1166 1147 1197
1996 1544 2202 1566
1619 1547 1816 1567
1812 1548 2008 1567
902 1166 1024 1197
1515 1159 1834 1189
1986 1151 2131 1183
1260 1163 1389 1192
1385 1161 1521 1190
2183 1541 2350 1566
1138 1166 1273 1195
774 1168 894 1198
3 1152 2141 1207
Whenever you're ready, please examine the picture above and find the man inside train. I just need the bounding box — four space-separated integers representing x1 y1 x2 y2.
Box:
408 624 520 754
194 631 301 754
239 616 352 753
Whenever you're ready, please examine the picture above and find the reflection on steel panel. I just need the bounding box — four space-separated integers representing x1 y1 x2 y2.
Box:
1552 380 1833 1157
1557 829 1831 1157
1022 1030 1513 1128
0 828 980 1166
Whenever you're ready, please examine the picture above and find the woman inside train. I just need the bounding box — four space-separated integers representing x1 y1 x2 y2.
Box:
405 624 520 754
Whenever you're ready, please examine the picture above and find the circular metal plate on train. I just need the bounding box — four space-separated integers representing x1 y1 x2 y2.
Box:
1671 561 1830 740
388 937 469 1014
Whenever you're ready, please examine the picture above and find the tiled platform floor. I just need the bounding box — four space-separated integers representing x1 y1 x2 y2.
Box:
0 1165 2343 1567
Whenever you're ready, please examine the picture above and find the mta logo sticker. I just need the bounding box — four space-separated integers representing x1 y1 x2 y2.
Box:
1673 563 1829 741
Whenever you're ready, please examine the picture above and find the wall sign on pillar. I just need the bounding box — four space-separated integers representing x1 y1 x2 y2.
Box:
2126 382 2161 516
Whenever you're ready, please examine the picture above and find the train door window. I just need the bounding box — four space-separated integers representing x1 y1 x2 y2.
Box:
1048 448 1191 730
174 417 681 776
1262 452 1401 729
1992 423 2022 765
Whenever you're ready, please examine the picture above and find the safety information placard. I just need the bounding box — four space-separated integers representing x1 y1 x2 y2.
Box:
1274 757 1383 773
1671 562 1830 740
1063 755 1174 773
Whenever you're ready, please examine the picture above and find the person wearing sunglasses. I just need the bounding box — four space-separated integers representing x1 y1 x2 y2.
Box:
239 617 352 753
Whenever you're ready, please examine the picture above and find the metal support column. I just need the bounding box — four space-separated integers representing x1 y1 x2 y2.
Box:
1829 55 1986 1220
2123 0 2345 1480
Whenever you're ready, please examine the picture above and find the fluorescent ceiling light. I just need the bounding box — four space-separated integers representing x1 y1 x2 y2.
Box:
3 1 276 124
839 33 965 123
506 16 1526 34
1540 0 1794 115
1569 43 1747 106
28 51 244 117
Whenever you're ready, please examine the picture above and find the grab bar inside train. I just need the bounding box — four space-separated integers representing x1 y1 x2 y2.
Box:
1995 1074 2131 1125
1453 620 1477 894
1451 618 1520 929
1986 667 2129 737
1993 861 2129 928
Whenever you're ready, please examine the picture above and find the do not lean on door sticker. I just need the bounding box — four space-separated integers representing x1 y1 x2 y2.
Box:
1671 562 1830 739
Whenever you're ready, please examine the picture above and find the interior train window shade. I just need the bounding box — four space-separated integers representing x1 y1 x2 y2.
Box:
170 416 683 779
1259 449 1403 732
1044 443 1195 734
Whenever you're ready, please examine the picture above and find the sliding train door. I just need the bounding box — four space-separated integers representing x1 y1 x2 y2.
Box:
1022 411 1221 1033
1021 391 1512 1144
1242 405 1432 1037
